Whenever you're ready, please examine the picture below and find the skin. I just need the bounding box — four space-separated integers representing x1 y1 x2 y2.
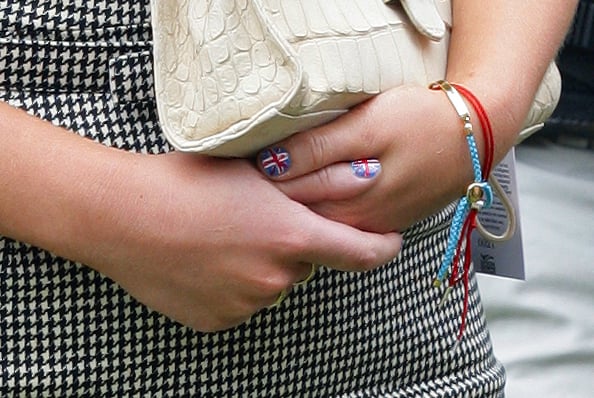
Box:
264 0 579 234
0 102 401 332
0 0 577 333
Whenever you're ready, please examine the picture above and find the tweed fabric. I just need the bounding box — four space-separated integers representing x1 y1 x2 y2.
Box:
0 1 505 396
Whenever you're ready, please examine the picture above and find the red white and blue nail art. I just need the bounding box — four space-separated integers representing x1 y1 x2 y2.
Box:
259 147 291 177
351 159 381 178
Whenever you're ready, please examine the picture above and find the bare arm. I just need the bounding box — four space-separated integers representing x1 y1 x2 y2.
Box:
447 0 579 160
0 101 402 331
263 0 578 232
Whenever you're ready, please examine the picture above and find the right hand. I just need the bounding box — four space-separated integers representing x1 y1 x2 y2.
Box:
68 151 402 332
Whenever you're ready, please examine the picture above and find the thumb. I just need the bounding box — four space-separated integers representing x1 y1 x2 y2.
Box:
256 106 374 180
297 212 402 272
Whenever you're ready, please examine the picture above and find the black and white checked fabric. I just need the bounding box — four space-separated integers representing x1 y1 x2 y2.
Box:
0 1 505 396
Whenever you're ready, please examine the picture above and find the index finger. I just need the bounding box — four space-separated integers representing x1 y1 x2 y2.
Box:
256 104 375 180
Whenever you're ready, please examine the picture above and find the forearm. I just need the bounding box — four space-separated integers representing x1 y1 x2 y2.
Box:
0 101 128 261
446 0 578 160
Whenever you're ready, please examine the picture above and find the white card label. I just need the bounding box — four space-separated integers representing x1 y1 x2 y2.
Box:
472 149 525 280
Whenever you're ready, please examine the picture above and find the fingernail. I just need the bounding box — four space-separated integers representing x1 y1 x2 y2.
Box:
258 147 292 177
351 159 381 179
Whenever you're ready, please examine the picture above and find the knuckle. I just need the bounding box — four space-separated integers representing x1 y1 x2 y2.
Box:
250 268 291 297
262 274 290 296
353 249 384 272
357 126 378 153
305 132 330 169
358 102 386 153
278 227 311 257
313 168 334 199
353 103 382 151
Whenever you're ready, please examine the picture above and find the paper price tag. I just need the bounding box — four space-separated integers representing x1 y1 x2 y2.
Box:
472 149 525 280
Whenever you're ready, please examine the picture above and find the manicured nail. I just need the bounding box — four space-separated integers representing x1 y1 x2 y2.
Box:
258 147 292 177
351 159 381 179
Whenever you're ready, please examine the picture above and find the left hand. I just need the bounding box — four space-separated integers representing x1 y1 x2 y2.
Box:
257 84 495 233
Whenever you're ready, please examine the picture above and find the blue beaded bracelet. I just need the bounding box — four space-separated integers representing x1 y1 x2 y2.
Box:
429 80 496 341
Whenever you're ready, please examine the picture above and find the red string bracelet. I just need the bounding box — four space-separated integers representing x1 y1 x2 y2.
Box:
452 84 494 340
451 83 495 178
430 81 495 342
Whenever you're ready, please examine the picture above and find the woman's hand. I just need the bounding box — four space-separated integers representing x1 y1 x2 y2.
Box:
255 0 578 234
0 104 401 333
73 152 403 332
257 85 494 233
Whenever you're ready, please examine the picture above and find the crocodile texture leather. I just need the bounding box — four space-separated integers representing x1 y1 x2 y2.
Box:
396 0 447 41
152 0 560 156
517 62 562 143
1 2 510 396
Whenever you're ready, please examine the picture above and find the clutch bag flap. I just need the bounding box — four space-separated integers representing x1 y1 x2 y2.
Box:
151 0 452 156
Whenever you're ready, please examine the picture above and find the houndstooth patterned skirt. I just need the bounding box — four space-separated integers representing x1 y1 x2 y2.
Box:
0 1 505 396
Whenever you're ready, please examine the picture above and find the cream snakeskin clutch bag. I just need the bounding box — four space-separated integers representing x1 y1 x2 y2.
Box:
151 0 560 156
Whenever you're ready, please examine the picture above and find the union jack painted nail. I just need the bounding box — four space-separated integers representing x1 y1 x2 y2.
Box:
351 159 381 179
258 147 292 177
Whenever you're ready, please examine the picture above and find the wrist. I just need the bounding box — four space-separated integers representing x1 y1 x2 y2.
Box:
447 76 528 163
429 81 493 189
0 103 137 270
